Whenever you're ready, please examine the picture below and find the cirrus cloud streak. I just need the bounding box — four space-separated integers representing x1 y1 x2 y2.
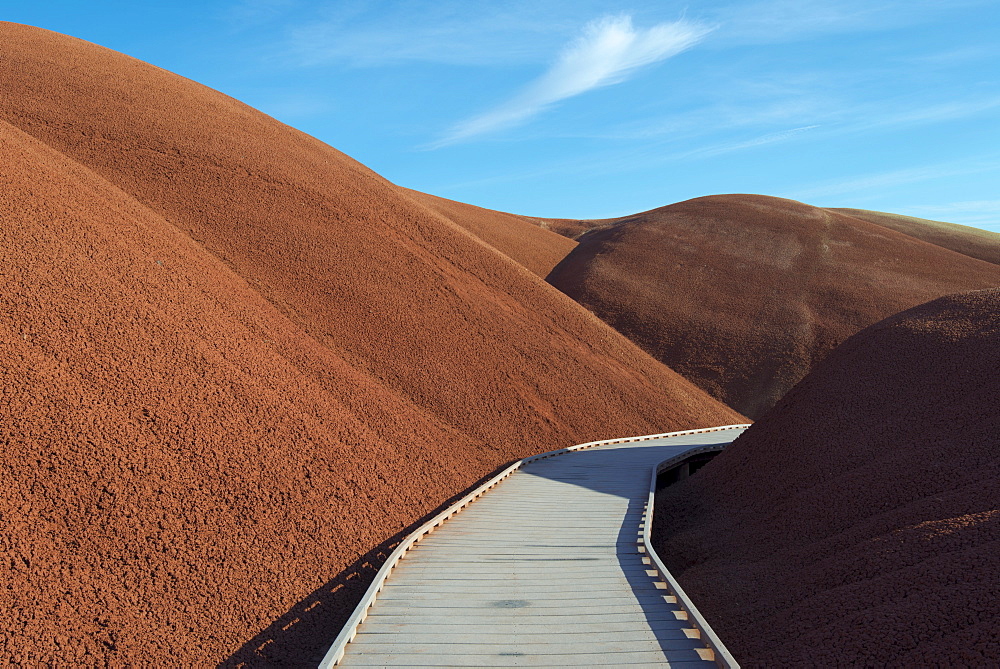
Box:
432 14 711 148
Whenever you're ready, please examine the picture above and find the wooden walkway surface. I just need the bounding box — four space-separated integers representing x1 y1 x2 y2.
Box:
335 427 747 667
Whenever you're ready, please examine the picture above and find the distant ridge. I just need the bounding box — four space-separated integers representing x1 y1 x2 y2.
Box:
546 194 1000 417
831 207 1000 265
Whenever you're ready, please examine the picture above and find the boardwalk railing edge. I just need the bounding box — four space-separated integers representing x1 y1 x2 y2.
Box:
318 422 752 668
644 443 746 669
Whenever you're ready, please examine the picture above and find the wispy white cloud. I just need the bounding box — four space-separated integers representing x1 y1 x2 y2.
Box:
576 89 1000 150
430 91 999 200
268 0 995 67
689 125 820 157
225 0 299 30
711 0 992 44
898 44 1000 68
716 0 879 42
847 96 1000 132
586 95 827 142
900 200 1000 232
788 158 1000 200
434 123 823 198
285 2 572 67
431 14 711 147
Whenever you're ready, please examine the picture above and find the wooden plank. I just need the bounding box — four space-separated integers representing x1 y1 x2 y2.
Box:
397 553 643 562
351 630 697 644
384 570 656 580
387 568 655 578
344 639 704 655
363 612 689 624
378 572 641 588
374 580 657 593
390 560 652 570
372 592 671 605
339 650 712 667
413 540 639 546
368 600 675 613
355 621 702 636
330 427 749 668
404 544 641 550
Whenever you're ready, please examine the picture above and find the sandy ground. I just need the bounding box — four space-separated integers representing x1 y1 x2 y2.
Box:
652 288 1000 666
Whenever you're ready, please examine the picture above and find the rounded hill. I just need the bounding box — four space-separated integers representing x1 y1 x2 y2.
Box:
546 194 1000 417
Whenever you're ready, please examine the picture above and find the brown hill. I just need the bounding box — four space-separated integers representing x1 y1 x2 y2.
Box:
830 207 1000 266
403 189 576 277
535 216 603 239
546 194 1000 417
652 288 1000 666
0 23 742 666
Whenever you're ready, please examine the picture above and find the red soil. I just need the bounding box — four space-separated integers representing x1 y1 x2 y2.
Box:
403 189 577 277
832 208 1000 266
653 288 1000 666
0 23 742 665
546 194 1000 417
533 216 601 239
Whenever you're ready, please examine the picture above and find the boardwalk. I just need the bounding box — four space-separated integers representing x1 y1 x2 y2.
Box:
332 427 747 667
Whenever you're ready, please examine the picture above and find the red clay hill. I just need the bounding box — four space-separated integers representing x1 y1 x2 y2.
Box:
0 23 742 666
830 207 1000 266
546 194 1000 417
652 288 1000 666
403 189 577 278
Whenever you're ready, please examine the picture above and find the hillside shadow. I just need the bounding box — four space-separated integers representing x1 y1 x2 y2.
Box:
219 462 517 668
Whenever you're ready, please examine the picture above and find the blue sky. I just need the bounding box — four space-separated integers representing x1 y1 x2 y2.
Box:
5 1 1000 231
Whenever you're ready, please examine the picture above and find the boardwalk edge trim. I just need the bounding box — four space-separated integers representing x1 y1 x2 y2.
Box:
645 442 745 668
318 423 752 668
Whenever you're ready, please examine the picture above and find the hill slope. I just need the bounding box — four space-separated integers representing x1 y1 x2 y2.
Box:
652 288 1000 665
0 23 742 665
403 189 577 277
546 194 1000 417
831 207 1000 266
1 115 468 666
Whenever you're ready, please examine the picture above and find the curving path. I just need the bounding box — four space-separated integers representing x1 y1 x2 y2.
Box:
325 426 749 668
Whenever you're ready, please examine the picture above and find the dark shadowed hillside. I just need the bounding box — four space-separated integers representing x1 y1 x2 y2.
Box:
0 22 742 666
653 288 1000 666
546 194 1000 417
